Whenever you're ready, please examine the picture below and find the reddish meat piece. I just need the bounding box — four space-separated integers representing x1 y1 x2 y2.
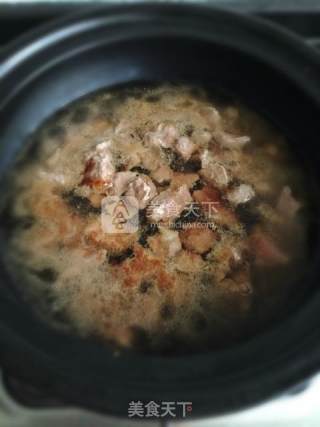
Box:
250 230 288 266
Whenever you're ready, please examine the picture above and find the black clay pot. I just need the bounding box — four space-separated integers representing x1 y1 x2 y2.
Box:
1 3 320 419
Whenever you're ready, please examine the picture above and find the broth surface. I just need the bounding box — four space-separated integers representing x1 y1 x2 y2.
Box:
2 85 309 354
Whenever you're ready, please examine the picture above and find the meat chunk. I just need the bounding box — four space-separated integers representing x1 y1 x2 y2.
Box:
193 185 221 206
210 236 247 282
250 229 288 266
160 228 182 257
148 229 181 258
81 140 115 188
200 149 230 188
84 219 136 253
193 184 221 216
112 172 157 209
112 171 138 195
180 227 216 254
151 164 173 184
146 123 197 163
227 184 255 206
170 173 199 190
193 185 239 229
213 130 250 149
175 136 197 161
276 186 301 219
145 123 179 148
174 250 205 273
126 174 157 209
148 185 192 222
140 146 163 172
118 245 174 290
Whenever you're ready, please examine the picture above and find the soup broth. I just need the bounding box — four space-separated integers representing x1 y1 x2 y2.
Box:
1 85 309 354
